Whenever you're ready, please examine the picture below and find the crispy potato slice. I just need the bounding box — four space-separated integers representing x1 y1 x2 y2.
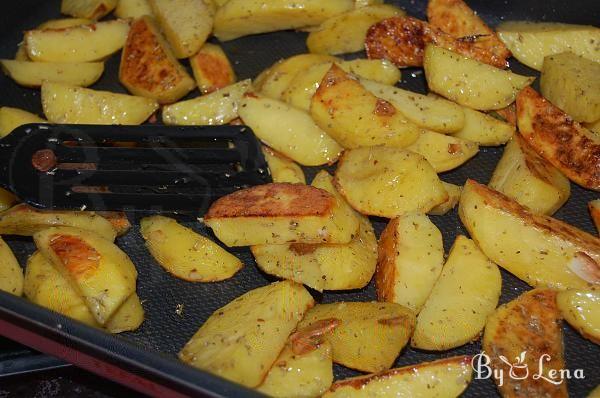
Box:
41 82 158 125
489 135 570 215
540 52 600 123
190 43 236 94
261 146 306 184
497 21 600 70
428 181 461 216
557 290 599 344
119 16 195 104
0 237 23 296
25 20 130 63
94 211 131 237
115 0 153 19
179 281 314 388
412 235 501 350
61 0 117 20
459 179 600 289
0 107 46 138
452 104 515 146
0 188 17 213
335 146 448 218
483 289 567 397
38 18 93 30
376 214 444 313
34 226 137 324
205 183 359 246
238 93 342 166
323 356 472 398
306 4 405 55
310 65 421 149
0 204 117 241
297 302 415 373
406 130 478 172
148 0 213 58
140 215 242 282
213 0 354 41
103 293 145 333
590 200 600 235
1 60 103 88
424 45 534 111
517 87 600 191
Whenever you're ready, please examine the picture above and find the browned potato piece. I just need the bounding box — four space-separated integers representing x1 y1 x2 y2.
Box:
95 212 131 236
119 16 195 104
483 289 567 397
61 0 117 20
517 87 600 191
590 200 600 235
190 43 236 94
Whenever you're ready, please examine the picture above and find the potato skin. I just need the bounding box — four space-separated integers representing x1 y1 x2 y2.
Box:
590 200 600 235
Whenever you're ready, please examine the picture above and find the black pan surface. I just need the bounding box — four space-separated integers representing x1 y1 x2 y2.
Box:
0 1 598 397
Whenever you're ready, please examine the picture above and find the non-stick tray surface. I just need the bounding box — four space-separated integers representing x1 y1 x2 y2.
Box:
0 1 598 397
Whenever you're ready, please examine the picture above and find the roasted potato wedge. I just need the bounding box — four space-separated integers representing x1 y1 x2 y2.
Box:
238 93 342 166
540 52 600 123
261 146 306 184
459 179 600 289
497 21 600 70
586 119 600 135
104 293 145 334
0 237 23 296
42 82 158 125
557 289 599 344
406 130 479 172
94 211 131 237
323 356 472 398
335 146 448 218
115 0 153 19
38 18 93 30
376 214 444 313
34 226 137 324
452 105 515 146
0 107 46 138
0 204 117 241
489 135 570 215
1 60 103 88
213 0 354 41
205 183 359 246
148 0 213 58
179 281 314 388
190 43 236 94
428 181 461 216
306 4 405 55
310 65 421 149
590 200 600 234
140 215 242 282
412 235 501 350
424 45 534 111
483 289 567 397
340 59 401 85
120 16 195 104
61 0 117 20
297 302 415 373
25 20 130 63
517 86 600 191
0 188 17 213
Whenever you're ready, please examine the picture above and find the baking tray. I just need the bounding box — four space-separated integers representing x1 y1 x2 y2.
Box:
0 0 598 396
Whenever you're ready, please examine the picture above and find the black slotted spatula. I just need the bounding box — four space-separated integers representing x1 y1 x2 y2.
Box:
0 124 271 212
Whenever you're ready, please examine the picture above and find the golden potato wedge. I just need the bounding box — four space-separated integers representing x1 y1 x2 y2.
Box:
483 289 567 397
205 183 359 246
323 356 472 398
376 214 444 313
115 0 153 19
540 52 600 123
119 16 195 104
61 0 117 19
517 86 600 191
335 146 448 218
0 204 117 241
428 182 461 216
340 59 401 85
162 79 250 126
310 65 421 149
25 20 130 63
558 289 599 344
0 107 46 138
213 0 354 41
238 93 342 166
406 130 478 172
459 179 600 289
424 45 534 111
497 21 600 70
140 215 242 282
34 226 137 324
148 0 213 58
492 103 517 127
361 80 465 133
94 211 131 236
104 293 145 333
14 45 29 61
590 200 600 235
41 82 158 125
190 43 236 94
38 18 93 30
489 135 570 215
586 119 600 135
306 4 404 55
452 105 515 146
179 281 314 388
297 302 415 373
412 235 501 350
1 60 103 88
0 237 23 296
261 146 306 184
0 188 17 213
